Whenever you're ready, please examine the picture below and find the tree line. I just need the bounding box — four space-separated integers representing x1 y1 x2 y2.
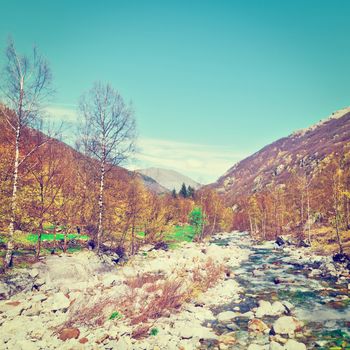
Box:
232 151 350 253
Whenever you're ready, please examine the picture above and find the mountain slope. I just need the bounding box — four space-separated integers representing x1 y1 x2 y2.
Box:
137 167 201 192
211 107 350 201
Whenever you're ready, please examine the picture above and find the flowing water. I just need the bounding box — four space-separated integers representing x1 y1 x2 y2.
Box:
207 232 350 349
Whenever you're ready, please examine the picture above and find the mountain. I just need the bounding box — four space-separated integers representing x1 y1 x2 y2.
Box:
211 106 350 202
137 173 170 194
137 167 201 192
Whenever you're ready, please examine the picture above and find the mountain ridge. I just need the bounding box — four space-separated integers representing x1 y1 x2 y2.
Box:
137 167 201 192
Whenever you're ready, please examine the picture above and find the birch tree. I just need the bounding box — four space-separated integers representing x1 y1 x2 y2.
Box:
79 82 136 252
0 39 53 268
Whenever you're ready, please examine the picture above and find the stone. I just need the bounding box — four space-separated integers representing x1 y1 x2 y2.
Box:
24 301 42 316
217 311 238 322
248 344 265 350
29 268 39 278
284 339 306 350
218 332 236 345
46 292 70 311
281 301 294 312
178 325 215 339
79 337 88 344
248 318 269 333
269 341 284 350
273 316 303 335
255 300 273 318
58 328 80 341
271 301 286 315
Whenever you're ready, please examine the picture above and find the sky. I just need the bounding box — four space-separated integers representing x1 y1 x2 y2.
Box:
1 0 350 183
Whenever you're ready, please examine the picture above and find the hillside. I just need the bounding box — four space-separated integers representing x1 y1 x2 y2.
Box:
209 107 350 249
137 167 201 192
212 107 350 199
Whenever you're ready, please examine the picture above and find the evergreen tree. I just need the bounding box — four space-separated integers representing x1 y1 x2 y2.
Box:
179 183 188 198
171 188 177 198
187 185 195 198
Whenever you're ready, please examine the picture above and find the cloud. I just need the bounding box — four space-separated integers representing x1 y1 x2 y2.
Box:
129 137 248 184
44 105 78 122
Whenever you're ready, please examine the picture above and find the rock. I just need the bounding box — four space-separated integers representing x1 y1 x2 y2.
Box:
273 316 303 335
248 319 269 333
58 328 80 341
248 344 266 350
217 311 239 322
23 301 42 316
46 292 70 311
333 253 350 263
284 339 306 350
29 268 39 278
269 341 284 350
275 237 285 247
255 300 272 318
178 324 215 339
281 301 294 312
271 301 286 315
218 332 236 345
79 337 88 344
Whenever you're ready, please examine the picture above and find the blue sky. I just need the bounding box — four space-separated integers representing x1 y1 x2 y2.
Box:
1 0 350 183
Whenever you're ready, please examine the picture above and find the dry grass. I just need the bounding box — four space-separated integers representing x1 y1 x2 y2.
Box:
125 273 164 289
60 257 225 339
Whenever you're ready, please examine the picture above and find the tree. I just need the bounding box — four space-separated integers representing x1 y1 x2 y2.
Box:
189 207 205 238
0 39 53 268
179 183 188 198
187 185 195 199
79 82 136 252
171 188 177 198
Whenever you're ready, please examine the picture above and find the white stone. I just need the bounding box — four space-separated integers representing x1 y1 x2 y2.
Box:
284 339 306 350
29 268 39 278
45 292 70 311
217 311 239 322
269 341 284 350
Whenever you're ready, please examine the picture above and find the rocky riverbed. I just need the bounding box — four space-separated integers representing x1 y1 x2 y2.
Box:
0 232 349 350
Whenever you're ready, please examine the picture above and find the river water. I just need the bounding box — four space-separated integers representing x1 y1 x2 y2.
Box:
208 233 350 349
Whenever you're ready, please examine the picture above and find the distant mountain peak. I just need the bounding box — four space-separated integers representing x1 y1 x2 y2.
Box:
137 167 201 192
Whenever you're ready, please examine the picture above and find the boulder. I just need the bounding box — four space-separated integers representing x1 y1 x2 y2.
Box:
255 300 273 318
248 344 266 350
248 319 269 333
272 316 303 335
271 301 286 316
269 341 284 350
217 310 239 323
284 339 306 350
218 332 236 345
58 328 80 341
29 268 39 278
46 292 70 311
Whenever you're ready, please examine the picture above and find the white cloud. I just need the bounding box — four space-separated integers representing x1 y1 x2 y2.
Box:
44 105 78 122
129 137 247 184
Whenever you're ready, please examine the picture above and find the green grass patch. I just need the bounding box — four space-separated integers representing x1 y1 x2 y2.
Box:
165 225 196 249
109 311 123 320
27 233 89 243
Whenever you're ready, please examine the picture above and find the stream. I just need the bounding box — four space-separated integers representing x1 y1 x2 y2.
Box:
208 232 350 349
